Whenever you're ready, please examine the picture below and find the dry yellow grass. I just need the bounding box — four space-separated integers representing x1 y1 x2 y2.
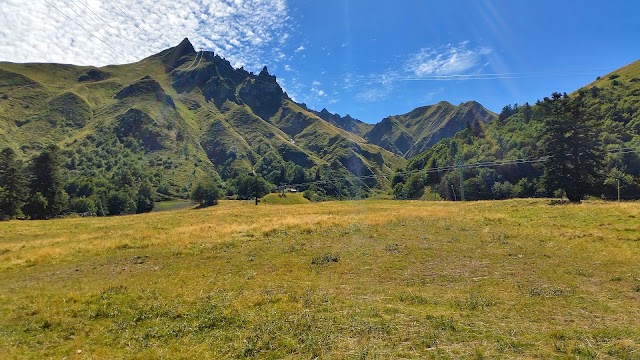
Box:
0 199 639 358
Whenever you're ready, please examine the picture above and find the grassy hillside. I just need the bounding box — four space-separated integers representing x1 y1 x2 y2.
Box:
0 39 404 207
393 59 640 201
1 200 639 358
364 101 497 158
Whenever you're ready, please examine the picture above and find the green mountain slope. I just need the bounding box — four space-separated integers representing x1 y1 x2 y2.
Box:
0 38 404 201
363 101 497 158
392 60 640 200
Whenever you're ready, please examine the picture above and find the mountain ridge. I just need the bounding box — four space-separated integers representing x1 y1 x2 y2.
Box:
364 100 497 158
0 39 407 202
0 38 504 206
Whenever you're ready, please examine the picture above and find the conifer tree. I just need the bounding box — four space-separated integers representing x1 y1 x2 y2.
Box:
0 148 27 219
540 92 605 202
24 145 67 219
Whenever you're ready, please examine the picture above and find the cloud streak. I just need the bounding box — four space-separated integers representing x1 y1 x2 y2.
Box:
0 0 291 70
407 42 492 76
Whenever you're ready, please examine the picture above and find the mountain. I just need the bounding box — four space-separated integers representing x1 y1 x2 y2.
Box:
0 38 405 202
392 59 640 201
363 101 497 158
311 108 373 137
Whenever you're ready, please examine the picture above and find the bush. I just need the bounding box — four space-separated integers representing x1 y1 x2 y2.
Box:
136 182 154 213
69 196 96 214
311 253 340 265
303 189 321 202
107 190 133 216
22 192 48 219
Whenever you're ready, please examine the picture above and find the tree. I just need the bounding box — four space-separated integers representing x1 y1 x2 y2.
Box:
234 174 269 200
24 145 67 219
135 182 155 213
190 179 220 207
0 148 27 219
539 92 605 202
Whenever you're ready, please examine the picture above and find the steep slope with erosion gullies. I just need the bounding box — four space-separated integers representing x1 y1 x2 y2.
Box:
0 38 404 198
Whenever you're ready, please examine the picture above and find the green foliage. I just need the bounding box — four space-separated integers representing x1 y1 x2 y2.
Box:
22 192 48 220
136 182 155 213
539 92 605 202
0 148 27 219
69 196 97 214
234 174 270 200
107 190 134 216
394 70 640 201
24 145 67 219
190 179 220 207
0 53 405 207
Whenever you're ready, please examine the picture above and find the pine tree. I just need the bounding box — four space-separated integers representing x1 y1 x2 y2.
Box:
0 148 27 219
25 145 67 219
540 92 605 202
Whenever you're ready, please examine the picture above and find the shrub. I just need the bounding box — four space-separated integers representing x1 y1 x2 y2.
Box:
69 196 96 214
311 253 339 265
107 190 133 216
135 182 154 213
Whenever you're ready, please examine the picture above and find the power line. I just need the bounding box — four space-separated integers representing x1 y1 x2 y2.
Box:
70 0 142 56
43 0 128 59
44 0 209 74
282 146 640 191
59 0 133 60
110 0 154 43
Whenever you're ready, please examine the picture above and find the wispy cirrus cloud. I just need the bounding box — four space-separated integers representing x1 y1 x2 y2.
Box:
0 0 292 70
407 42 492 76
348 42 497 103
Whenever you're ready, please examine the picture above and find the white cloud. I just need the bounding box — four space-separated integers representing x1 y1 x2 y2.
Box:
355 85 393 103
295 45 305 52
0 0 291 70
311 80 326 97
407 42 492 76
284 64 292 71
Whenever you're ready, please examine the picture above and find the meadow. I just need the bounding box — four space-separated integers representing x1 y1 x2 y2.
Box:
0 198 639 359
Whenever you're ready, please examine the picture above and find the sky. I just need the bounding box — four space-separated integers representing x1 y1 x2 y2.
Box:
1 0 639 123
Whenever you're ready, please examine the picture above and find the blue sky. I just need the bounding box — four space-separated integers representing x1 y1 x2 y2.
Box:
276 0 640 122
2 0 639 123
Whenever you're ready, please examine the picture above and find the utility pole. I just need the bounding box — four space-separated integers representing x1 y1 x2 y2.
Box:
617 178 621 202
252 169 258 205
451 184 457 201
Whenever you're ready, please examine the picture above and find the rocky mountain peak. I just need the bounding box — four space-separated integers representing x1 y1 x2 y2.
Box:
162 38 197 71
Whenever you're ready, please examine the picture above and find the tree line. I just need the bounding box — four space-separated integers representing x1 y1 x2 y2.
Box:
0 145 155 220
393 90 639 203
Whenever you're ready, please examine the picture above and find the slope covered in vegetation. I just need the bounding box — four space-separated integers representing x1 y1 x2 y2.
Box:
0 39 404 217
393 60 640 201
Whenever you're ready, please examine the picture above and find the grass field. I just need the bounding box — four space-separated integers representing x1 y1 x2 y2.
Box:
0 199 639 359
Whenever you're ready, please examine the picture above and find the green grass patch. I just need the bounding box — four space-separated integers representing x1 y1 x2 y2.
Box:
261 192 310 204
